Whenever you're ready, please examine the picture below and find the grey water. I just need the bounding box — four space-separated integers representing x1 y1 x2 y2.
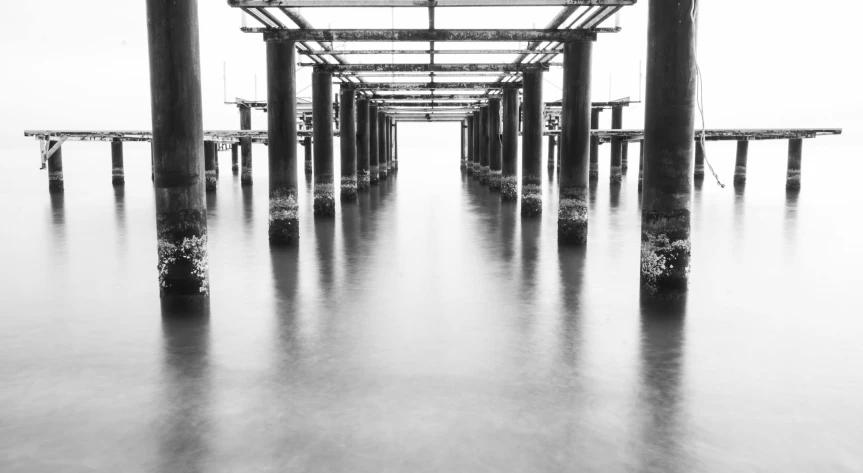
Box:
1 124 862 472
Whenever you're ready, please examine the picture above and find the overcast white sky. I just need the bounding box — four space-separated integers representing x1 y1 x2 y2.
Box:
1 0 861 150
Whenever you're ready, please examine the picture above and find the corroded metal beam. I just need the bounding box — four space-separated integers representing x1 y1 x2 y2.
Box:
346 82 521 90
308 63 547 72
252 28 600 42
230 0 636 7
299 48 561 55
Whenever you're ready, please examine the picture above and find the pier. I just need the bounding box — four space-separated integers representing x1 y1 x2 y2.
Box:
23 0 842 304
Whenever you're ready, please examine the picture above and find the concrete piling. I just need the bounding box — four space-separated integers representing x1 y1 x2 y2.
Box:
303 137 312 178
111 139 124 186
377 111 388 180
472 110 481 177
204 141 217 191
488 97 502 191
640 0 696 300
621 141 629 173
339 86 358 201
501 88 519 201
146 0 209 304
239 104 253 185
786 138 803 191
610 106 623 184
547 134 556 173
733 140 749 186
694 140 705 180
521 69 543 216
47 140 63 192
312 68 335 216
461 119 467 172
558 40 592 245
369 105 379 183
392 121 399 173
267 37 299 243
231 143 238 173
589 108 601 180
638 141 644 192
479 105 491 184
356 97 370 191
466 116 475 175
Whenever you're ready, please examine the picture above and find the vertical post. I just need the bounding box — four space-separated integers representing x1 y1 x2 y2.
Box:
378 110 388 180
621 141 629 173
694 140 705 179
733 140 749 186
47 140 64 192
589 108 601 180
786 138 803 191
488 97 502 190
638 140 645 191
479 105 490 183
393 121 399 172
239 104 253 185
386 116 393 174
521 69 543 216
356 97 370 190
339 86 357 201
312 67 335 216
472 110 481 176
610 106 623 183
501 87 519 200
231 143 239 173
204 140 217 191
460 119 467 172
640 0 696 300
464 114 476 174
303 136 312 178
369 104 379 184
547 131 555 171
111 139 124 186
146 0 208 304
267 37 299 242
559 40 592 244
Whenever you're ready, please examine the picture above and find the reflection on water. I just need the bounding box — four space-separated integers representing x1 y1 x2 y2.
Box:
638 300 688 473
2 134 862 472
159 312 211 473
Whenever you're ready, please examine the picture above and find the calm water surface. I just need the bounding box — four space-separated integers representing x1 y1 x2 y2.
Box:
1 124 862 472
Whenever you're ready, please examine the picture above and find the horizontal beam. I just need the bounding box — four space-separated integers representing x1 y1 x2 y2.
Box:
299 48 561 55
253 28 599 42
378 102 481 107
369 94 496 100
347 82 521 90
309 63 546 72
231 1 636 7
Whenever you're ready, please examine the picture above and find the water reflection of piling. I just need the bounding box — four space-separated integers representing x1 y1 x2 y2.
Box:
733 140 749 186
637 299 688 473
113 186 126 239
314 217 336 302
519 217 542 298
111 139 125 186
786 139 803 191
159 311 211 473
269 245 302 364
557 246 586 369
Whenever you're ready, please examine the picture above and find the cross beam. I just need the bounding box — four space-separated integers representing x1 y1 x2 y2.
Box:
252 28 601 42
369 94 498 100
230 1 636 7
309 63 547 72
346 82 521 90
299 49 561 55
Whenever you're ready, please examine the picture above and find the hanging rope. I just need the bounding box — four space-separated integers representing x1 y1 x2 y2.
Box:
692 0 724 188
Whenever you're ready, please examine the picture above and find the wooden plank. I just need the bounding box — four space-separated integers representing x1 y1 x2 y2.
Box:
253 28 600 42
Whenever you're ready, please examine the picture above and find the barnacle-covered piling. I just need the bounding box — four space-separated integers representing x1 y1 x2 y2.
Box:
231 143 239 173
501 88 519 201
489 97 503 191
589 108 601 180
610 106 623 184
313 67 335 217
694 140 705 180
521 69 543 216
786 139 803 191
339 85 357 201
733 140 749 186
147 0 209 304
621 141 629 173
204 141 217 192
640 0 696 300
240 104 253 186
46 140 64 192
303 137 313 176
266 36 299 243
369 105 380 184
356 97 371 191
111 139 124 186
377 111 388 180
559 40 592 244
